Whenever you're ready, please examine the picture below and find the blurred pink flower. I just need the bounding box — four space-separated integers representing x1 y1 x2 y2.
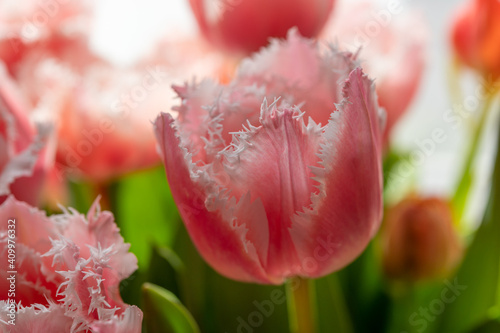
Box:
451 0 500 80
322 0 426 143
188 0 335 54
155 30 384 284
51 38 229 182
4 28 229 182
0 0 94 74
0 196 142 332
0 63 50 206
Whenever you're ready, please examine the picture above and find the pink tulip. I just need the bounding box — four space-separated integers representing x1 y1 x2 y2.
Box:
0 0 94 75
0 196 142 332
6 27 230 183
321 0 426 142
155 30 384 284
0 63 50 206
188 0 335 54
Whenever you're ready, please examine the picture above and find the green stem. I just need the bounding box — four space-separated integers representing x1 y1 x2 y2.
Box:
388 283 416 333
452 90 496 227
326 274 354 333
286 277 316 333
447 56 464 108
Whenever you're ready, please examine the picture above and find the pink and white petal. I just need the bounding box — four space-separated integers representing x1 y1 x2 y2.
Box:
89 305 143 333
322 0 426 141
0 123 51 204
172 80 225 164
0 63 34 152
48 198 137 313
221 102 325 278
2 244 59 305
154 113 276 283
376 33 425 142
85 199 138 282
0 196 56 251
55 198 137 281
290 68 384 278
237 29 323 88
236 29 358 126
0 301 72 333
0 198 65 304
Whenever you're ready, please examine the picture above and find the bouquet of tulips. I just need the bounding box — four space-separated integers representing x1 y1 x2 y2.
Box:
1 0 499 332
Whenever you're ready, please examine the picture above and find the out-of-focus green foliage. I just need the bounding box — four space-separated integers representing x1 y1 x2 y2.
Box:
142 283 200 333
433 123 500 333
114 166 180 269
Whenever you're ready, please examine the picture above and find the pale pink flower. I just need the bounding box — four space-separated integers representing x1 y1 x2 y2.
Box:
188 0 335 54
0 0 94 74
6 29 229 182
0 63 50 206
322 0 426 142
0 196 142 332
155 30 384 284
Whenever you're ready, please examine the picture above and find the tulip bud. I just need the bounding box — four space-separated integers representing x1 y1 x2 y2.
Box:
451 0 500 80
381 197 463 281
188 0 335 54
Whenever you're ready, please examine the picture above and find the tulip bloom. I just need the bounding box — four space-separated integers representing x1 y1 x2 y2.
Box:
0 63 50 206
322 0 426 142
6 28 229 183
0 0 94 75
155 30 384 284
451 0 500 80
381 197 463 281
0 196 142 332
188 0 335 54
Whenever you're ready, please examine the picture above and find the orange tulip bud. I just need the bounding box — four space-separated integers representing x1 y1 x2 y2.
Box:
381 197 462 281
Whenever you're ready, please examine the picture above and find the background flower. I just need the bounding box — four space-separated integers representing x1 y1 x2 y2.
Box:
322 0 426 143
188 0 335 54
451 0 500 80
0 196 142 332
380 196 463 281
0 63 51 206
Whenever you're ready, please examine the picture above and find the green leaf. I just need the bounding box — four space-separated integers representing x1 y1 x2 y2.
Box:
146 246 185 298
468 319 500 333
339 241 389 333
142 283 200 333
67 180 94 212
451 170 472 226
114 166 180 270
382 149 415 204
172 225 209 324
432 124 500 333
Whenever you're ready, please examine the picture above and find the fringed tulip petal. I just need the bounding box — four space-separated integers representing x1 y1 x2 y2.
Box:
155 113 276 283
155 30 384 284
290 69 383 277
0 196 142 331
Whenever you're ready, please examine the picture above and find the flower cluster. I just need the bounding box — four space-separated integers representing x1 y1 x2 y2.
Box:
0 196 142 332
